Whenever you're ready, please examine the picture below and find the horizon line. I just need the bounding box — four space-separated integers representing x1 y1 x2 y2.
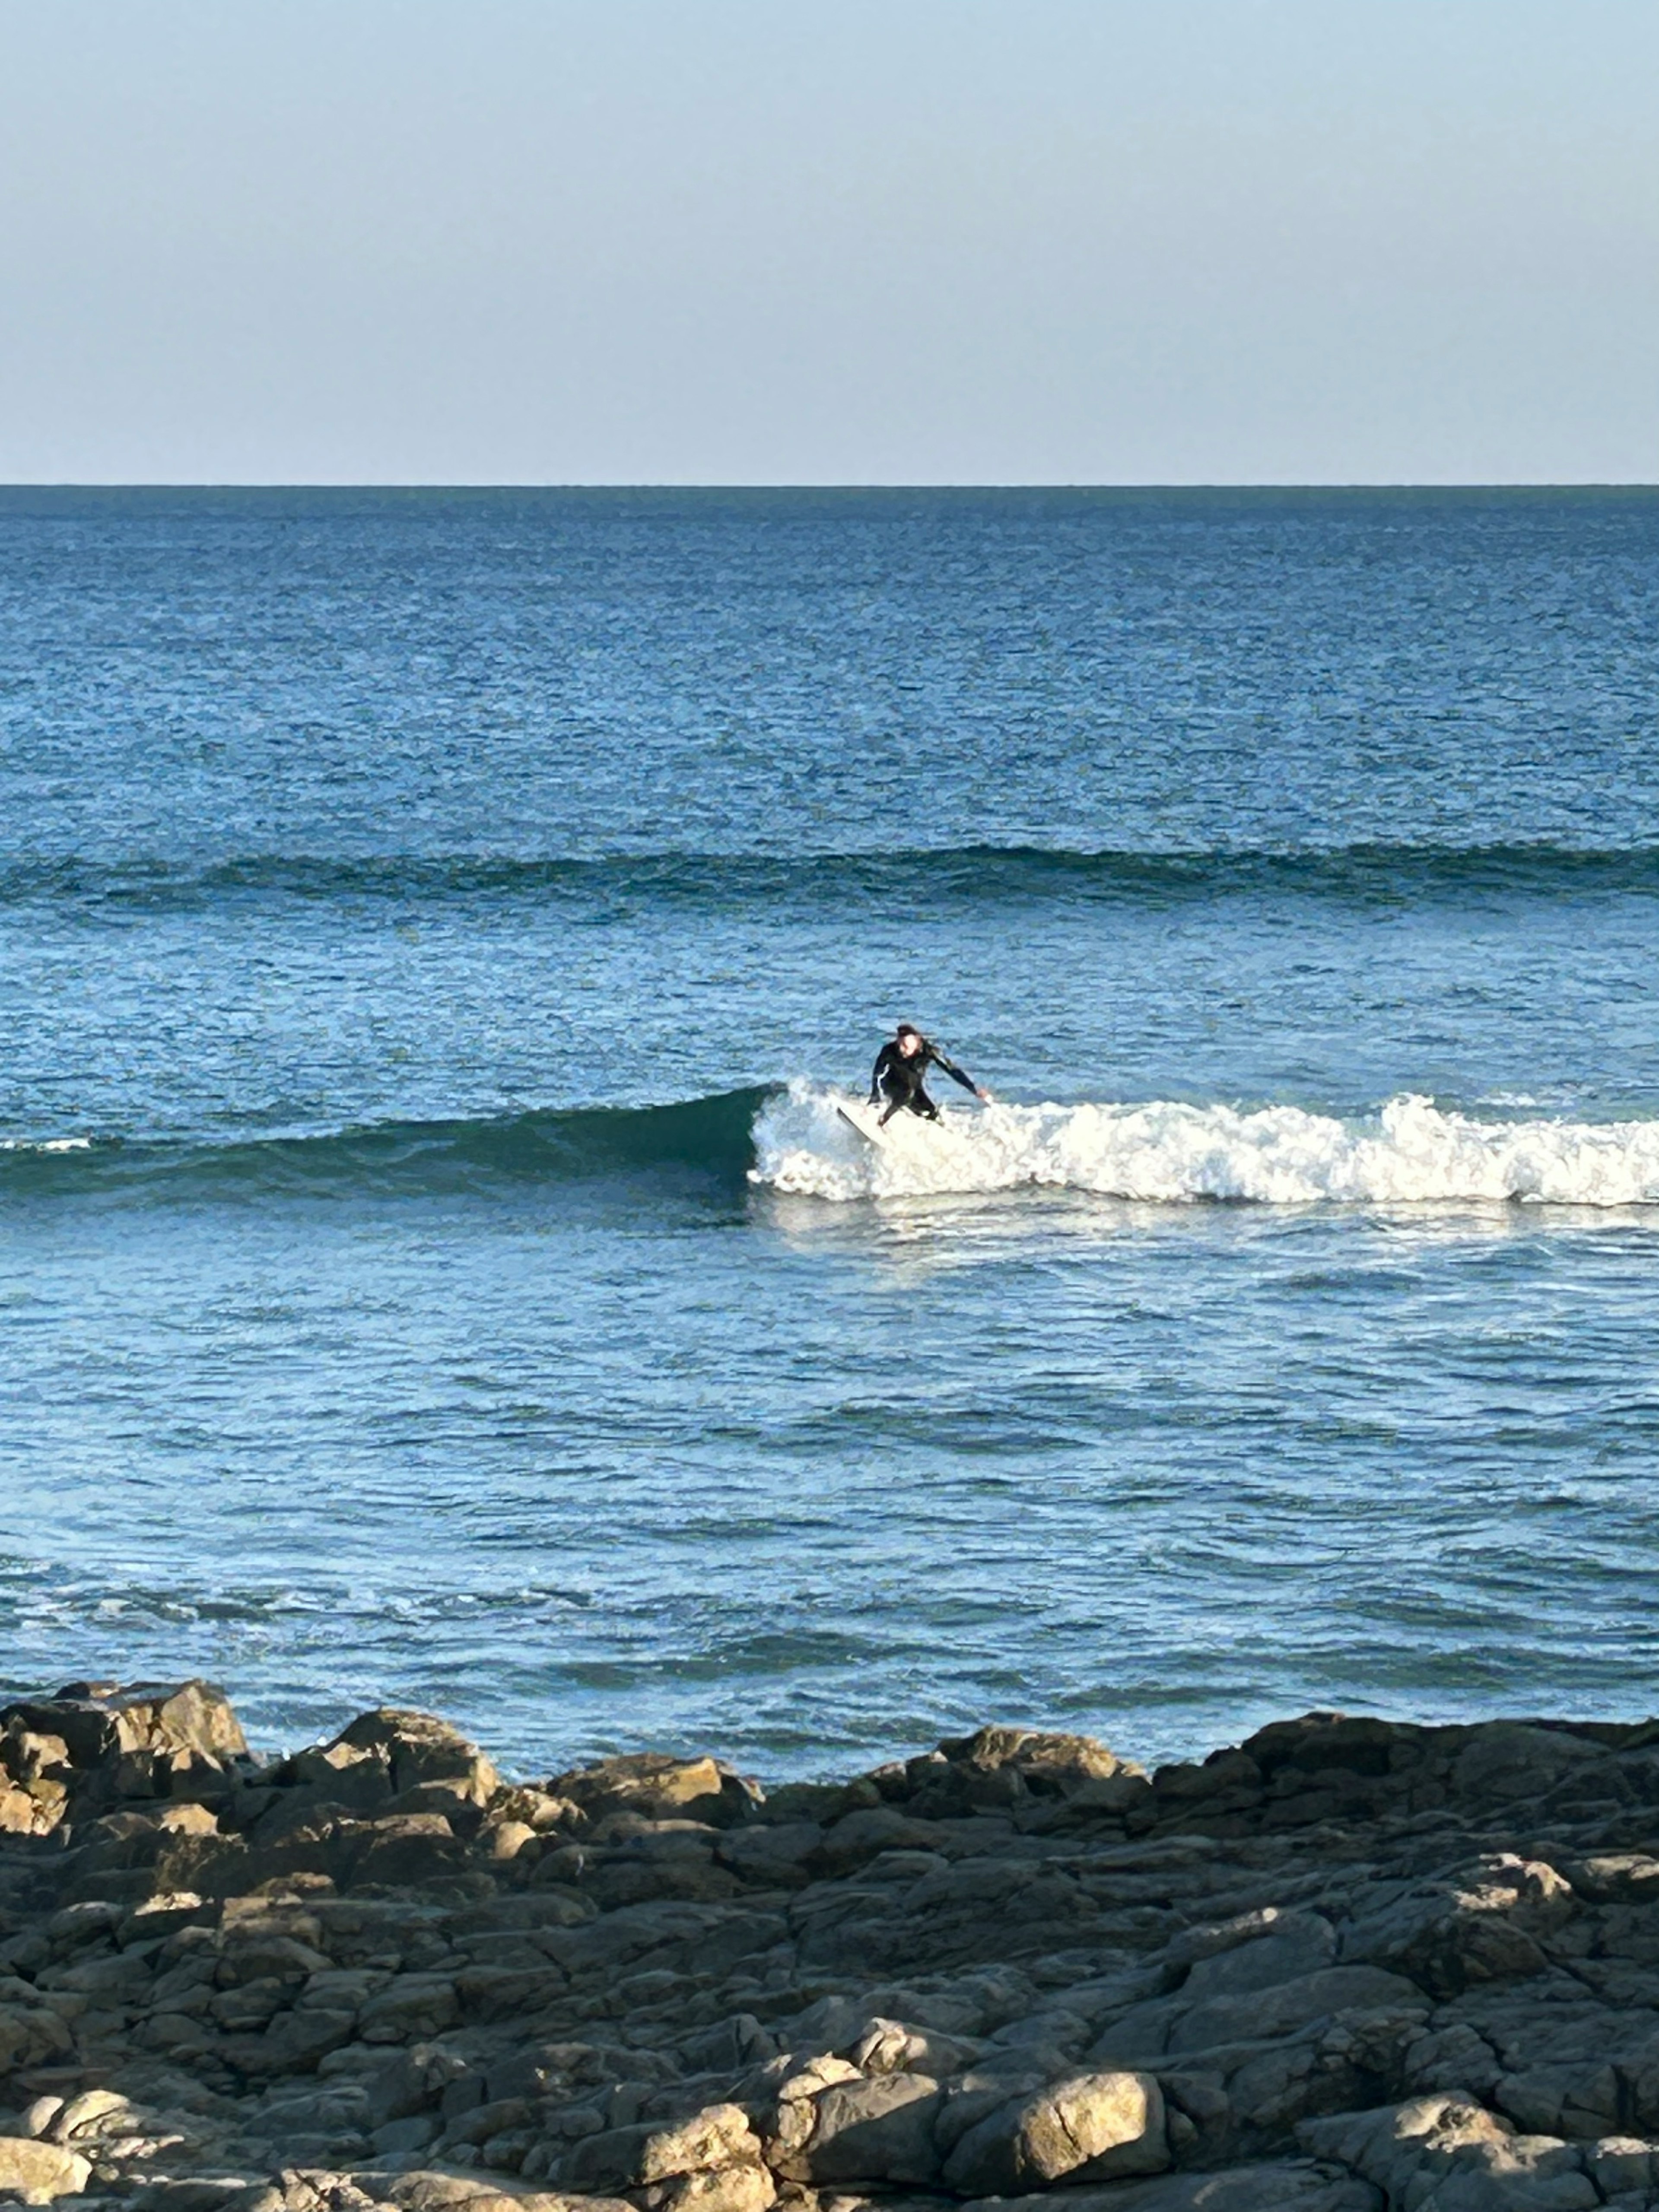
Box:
1 480 1657 495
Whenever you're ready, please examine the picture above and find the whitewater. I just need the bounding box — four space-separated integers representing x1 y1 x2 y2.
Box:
753 1082 1659 1207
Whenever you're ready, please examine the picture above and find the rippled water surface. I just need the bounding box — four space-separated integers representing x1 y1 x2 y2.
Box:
3 488 1659 1778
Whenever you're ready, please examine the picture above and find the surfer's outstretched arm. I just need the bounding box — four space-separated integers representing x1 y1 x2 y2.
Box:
930 1047 991 1102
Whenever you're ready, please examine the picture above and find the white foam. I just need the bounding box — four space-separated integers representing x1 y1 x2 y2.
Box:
0 1136 91 1154
750 1081 1659 1208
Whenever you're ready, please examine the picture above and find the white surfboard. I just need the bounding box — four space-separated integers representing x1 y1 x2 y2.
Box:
837 1098 948 1157
836 1100 893 1148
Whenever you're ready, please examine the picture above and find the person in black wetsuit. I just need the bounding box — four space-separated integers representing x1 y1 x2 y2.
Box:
869 1023 992 1125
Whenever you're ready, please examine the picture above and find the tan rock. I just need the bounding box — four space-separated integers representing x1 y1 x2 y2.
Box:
943 2072 1167 2194
4 1677 246 1768
0 1786 44 1836
565 2104 760 2191
0 2135 92 2203
50 2086 132 2141
638 2161 778 2212
549 1751 758 1827
638 2106 762 2183
331 1708 499 1804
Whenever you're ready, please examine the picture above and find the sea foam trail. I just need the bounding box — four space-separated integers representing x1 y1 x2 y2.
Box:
751 1082 1659 1206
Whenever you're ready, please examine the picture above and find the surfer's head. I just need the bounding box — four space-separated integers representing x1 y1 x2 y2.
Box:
896 1023 923 1056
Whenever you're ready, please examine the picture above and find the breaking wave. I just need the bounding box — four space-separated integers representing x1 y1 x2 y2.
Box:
12 1084 1659 1214
751 1083 1659 1208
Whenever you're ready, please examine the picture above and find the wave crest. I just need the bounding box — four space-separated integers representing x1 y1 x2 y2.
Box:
751 1084 1659 1207
0 1089 768 1201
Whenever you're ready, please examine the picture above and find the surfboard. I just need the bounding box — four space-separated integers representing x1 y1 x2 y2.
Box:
837 1098 947 1156
836 1100 890 1148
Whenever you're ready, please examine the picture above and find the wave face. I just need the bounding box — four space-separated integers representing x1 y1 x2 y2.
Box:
8 841 1659 912
0 1089 769 1203
752 1084 1659 1207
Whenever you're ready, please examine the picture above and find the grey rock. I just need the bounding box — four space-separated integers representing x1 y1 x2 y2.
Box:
775 2070 946 2184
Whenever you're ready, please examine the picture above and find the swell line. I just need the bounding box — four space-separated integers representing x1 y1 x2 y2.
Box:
3 842 1659 913
0 1088 772 1203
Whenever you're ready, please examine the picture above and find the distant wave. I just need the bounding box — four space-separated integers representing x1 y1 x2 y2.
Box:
753 1083 1659 1207
0 1089 769 1202
7 842 1659 912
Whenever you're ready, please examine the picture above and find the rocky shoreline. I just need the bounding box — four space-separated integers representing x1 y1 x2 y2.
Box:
0 1688 1658 2207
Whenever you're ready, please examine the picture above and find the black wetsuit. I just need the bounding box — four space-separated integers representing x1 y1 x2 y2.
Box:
870 1037 979 1125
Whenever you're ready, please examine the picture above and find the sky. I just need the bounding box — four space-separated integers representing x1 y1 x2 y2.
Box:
0 0 1654 484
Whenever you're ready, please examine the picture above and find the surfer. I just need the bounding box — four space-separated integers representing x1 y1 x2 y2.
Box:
869 1023 991 1125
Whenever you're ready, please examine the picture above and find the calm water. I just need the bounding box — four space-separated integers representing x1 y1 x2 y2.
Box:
3 486 1659 1780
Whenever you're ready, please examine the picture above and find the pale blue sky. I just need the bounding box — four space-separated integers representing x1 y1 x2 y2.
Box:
0 0 1654 482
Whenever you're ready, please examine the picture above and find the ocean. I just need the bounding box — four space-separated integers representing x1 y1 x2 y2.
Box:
3 485 1658 1781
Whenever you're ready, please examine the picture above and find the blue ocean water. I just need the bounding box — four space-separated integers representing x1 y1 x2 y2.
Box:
3 486 1659 1780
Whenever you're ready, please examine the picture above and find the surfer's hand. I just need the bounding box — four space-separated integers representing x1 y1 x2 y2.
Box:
976 1086 993 1103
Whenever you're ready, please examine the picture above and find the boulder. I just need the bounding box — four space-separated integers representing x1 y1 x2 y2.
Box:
563 2104 760 2190
0 2136 92 2202
548 1752 760 1830
1342 1855 1573 1998
1300 2091 1598 2210
2 1678 246 1771
942 2070 1168 2193
636 2161 776 2212
770 2069 945 2185
0 2003 74 2074
327 1709 500 1808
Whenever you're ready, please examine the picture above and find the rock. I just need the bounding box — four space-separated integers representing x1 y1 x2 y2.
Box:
942 2070 1167 2193
217 2004 357 2076
550 1753 760 1831
636 2160 777 2212
349 1814 475 1888
1564 1853 1659 1903
364 2041 473 2129
814 1807 944 1873
848 2015 981 2079
960 2163 1382 2209
715 1824 823 1884
0 2003 73 2072
0 2135 92 2202
329 1709 500 1809
563 2103 760 2190
1300 2091 1598 2209
936 1726 1139 1799
1173 1911 1338 1994
359 1972 461 2043
49 2084 132 2139
130 2183 267 2210
484 1821 537 1863
384 2177 632 2212
771 2070 945 2185
17 1688 1659 2210
1342 1854 1573 1998
1453 1723 1608 1805
3 1679 247 1773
